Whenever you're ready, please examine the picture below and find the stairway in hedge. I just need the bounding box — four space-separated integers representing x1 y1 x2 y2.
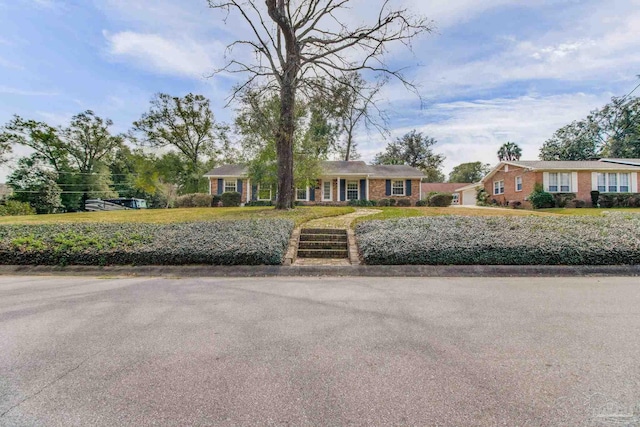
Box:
297 228 348 259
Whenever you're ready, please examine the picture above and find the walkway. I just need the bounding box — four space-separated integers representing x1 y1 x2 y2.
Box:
302 208 381 229
291 208 381 266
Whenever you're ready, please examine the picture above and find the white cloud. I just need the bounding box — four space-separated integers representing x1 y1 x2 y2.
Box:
104 31 226 78
357 92 614 175
0 86 57 96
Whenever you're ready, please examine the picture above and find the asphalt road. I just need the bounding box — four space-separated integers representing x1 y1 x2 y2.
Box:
0 276 639 426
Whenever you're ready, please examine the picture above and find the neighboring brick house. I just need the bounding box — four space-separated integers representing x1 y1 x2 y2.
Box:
481 159 640 207
203 161 424 205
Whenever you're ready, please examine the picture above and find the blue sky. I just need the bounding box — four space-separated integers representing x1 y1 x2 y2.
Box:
1 0 639 181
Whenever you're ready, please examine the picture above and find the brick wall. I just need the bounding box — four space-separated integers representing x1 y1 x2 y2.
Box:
369 179 421 204
483 166 540 207
208 178 250 203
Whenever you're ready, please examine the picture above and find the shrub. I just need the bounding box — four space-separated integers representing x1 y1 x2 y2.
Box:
590 190 600 207
552 193 576 208
476 188 489 206
377 199 391 207
396 199 412 207
415 199 428 207
245 200 273 207
595 193 640 208
348 199 377 207
572 199 586 208
0 219 294 266
221 192 242 207
389 198 397 206
212 195 222 207
428 193 453 207
509 200 522 209
528 190 554 209
175 193 213 208
356 214 640 265
0 200 36 216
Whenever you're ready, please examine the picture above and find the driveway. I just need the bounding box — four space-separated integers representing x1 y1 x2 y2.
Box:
1 276 639 426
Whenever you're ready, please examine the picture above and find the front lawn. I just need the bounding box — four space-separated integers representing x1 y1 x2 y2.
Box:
356 212 640 265
0 206 354 227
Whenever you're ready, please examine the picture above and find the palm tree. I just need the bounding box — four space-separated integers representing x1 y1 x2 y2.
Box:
497 142 522 161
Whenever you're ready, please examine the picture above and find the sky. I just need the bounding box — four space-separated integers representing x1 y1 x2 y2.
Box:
1 0 639 181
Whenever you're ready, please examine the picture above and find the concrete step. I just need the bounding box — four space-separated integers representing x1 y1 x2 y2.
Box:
297 248 349 258
301 228 347 235
298 240 348 250
299 233 347 242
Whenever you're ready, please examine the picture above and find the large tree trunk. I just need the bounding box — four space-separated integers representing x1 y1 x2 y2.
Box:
275 79 295 209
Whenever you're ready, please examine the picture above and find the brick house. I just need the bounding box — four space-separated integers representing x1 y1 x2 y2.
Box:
480 159 640 207
204 161 424 205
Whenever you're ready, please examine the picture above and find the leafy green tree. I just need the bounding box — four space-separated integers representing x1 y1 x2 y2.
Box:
235 89 324 190
1 111 123 210
497 142 522 161
374 130 446 182
0 138 10 165
448 162 491 183
132 93 227 193
7 155 63 214
540 96 640 160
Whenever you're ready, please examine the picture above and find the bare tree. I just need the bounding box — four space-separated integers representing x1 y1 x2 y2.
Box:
207 0 433 209
334 72 388 161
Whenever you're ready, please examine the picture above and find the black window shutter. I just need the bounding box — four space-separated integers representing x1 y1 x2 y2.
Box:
406 180 412 196
385 180 391 196
217 179 223 195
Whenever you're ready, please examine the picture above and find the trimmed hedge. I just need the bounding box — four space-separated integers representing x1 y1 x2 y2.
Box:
175 193 213 208
598 193 640 208
0 200 36 216
221 191 242 207
356 213 640 265
0 219 294 266
348 199 378 207
428 193 453 207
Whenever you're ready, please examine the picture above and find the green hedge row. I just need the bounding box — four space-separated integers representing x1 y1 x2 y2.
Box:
0 219 293 266
356 213 640 265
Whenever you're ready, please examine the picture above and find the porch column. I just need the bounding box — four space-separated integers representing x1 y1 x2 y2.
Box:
337 177 341 202
366 177 370 200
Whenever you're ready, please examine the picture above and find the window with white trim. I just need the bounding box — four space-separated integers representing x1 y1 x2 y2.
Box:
322 180 332 201
257 184 272 201
346 181 358 200
392 180 405 196
296 187 308 201
597 173 631 193
494 180 504 195
224 179 237 193
515 176 523 192
548 172 571 192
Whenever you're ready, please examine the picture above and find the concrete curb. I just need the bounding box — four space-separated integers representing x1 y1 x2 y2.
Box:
1 264 639 277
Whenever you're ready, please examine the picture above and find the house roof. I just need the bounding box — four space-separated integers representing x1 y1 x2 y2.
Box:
482 160 640 183
204 161 425 179
421 182 472 193
203 164 248 177
505 160 640 170
367 164 424 178
454 182 483 192
600 158 640 166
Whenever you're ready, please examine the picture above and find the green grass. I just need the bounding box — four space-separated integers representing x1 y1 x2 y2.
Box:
540 208 640 216
0 206 355 227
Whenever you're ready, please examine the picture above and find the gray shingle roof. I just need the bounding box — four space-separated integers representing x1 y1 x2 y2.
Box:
600 158 640 166
506 160 640 170
203 164 248 176
204 161 425 178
